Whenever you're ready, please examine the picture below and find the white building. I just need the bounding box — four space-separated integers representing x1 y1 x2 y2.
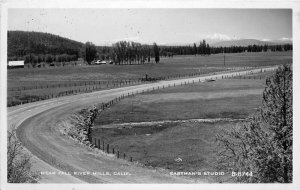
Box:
8 60 24 68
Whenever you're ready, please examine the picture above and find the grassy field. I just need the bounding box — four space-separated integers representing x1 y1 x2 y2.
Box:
7 80 144 106
8 51 291 82
160 51 292 68
94 78 267 125
91 77 270 181
93 120 237 182
7 51 291 106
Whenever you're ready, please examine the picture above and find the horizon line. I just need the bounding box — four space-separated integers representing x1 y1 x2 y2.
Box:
8 30 293 47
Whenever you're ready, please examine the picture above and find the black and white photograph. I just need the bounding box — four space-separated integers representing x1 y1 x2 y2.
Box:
0 0 299 189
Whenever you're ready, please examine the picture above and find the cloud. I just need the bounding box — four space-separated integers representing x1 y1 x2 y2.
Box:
205 33 240 41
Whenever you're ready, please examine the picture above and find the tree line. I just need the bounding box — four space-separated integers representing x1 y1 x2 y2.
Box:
112 41 152 64
7 30 293 66
160 40 211 57
159 42 293 56
10 54 78 65
210 44 293 54
84 41 160 65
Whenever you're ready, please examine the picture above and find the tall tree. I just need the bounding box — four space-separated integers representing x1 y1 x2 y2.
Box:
193 43 197 55
216 65 293 183
84 42 97 64
153 43 160 63
261 65 292 182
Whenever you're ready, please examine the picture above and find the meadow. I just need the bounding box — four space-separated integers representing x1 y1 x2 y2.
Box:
8 51 291 82
7 51 291 106
91 77 272 181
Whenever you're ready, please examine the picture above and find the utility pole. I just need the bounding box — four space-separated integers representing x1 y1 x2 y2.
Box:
27 21 30 66
223 50 225 66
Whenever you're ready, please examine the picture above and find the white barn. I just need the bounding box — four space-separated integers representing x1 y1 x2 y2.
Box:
8 60 24 68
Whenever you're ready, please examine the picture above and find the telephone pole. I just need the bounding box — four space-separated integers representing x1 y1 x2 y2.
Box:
223 50 225 66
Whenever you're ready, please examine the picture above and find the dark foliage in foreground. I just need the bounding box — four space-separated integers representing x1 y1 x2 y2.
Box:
216 65 292 183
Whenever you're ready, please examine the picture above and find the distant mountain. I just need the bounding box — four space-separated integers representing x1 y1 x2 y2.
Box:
8 31 84 58
271 39 293 45
211 39 292 47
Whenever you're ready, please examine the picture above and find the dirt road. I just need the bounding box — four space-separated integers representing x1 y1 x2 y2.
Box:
7 66 277 183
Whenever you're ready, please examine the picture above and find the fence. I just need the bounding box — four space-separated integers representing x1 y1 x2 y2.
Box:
224 75 264 80
81 66 277 163
9 66 243 92
7 80 148 107
89 136 133 162
8 80 143 92
88 91 138 162
7 66 270 107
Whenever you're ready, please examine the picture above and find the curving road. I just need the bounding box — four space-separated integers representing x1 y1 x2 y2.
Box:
7 66 277 183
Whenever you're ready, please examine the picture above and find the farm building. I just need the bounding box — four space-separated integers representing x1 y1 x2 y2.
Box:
93 60 114 65
8 60 24 68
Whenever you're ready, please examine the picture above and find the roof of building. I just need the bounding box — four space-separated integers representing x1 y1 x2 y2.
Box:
8 60 24 66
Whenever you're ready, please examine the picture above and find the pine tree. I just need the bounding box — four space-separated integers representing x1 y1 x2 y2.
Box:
85 42 97 64
153 43 160 63
261 65 292 182
193 43 197 55
216 65 293 183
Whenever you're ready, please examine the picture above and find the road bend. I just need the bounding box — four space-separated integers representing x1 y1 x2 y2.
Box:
7 66 278 183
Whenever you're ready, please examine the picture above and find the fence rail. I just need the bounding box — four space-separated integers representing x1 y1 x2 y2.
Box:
7 66 269 107
89 136 134 163
84 66 277 164
8 79 142 92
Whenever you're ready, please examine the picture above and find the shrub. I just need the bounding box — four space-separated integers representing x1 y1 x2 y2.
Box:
216 65 292 183
7 130 40 183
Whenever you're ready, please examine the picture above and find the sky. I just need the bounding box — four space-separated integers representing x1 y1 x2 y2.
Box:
8 9 292 45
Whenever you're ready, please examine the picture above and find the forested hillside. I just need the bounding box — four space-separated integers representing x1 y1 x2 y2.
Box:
8 31 83 58
7 31 293 66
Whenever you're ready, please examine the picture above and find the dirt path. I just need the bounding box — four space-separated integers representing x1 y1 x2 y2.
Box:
98 118 245 129
7 66 278 183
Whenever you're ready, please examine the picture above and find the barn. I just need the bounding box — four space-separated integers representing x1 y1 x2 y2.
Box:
8 60 24 68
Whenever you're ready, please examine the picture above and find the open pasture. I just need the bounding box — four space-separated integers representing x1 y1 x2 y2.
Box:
91 77 269 181
94 78 267 125
7 51 291 106
8 51 291 82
